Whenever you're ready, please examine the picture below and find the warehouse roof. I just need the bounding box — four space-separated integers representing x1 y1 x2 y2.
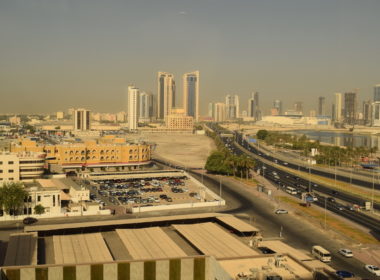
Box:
116 227 187 260
173 222 258 259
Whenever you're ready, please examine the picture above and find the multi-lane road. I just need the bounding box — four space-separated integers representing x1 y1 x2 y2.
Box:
205 123 380 235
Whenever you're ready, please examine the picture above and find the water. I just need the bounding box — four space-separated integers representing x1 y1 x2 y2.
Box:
287 130 380 149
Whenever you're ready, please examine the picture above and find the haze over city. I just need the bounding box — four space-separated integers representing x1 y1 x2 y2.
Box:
1 0 380 114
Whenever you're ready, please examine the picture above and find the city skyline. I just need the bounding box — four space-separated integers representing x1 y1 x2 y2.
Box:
1 0 380 115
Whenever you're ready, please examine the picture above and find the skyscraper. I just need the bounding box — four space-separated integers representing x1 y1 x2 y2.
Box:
334 93 342 122
73 108 91 131
208 103 214 118
139 92 153 122
374 84 380 102
128 85 139 131
225 94 239 119
157 72 175 120
344 92 357 125
183 71 200 122
273 99 282 115
248 92 260 120
248 93 255 118
362 100 372 126
372 102 380 127
214 103 226 122
294 102 303 114
318 97 325 116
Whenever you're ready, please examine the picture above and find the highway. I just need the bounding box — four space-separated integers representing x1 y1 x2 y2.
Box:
205 123 380 235
152 158 377 279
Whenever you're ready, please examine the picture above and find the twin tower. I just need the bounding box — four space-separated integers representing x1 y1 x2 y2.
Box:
128 71 200 130
157 71 200 122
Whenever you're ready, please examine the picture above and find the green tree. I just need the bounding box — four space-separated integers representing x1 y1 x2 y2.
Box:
34 204 45 215
256 130 269 140
0 182 28 216
239 155 255 178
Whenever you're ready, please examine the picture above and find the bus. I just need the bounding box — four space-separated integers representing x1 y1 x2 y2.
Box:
286 186 297 195
311 245 331 263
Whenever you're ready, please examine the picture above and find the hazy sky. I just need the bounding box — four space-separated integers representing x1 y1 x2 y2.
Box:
1 0 379 115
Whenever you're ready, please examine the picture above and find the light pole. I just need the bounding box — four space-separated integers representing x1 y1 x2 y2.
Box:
372 169 375 213
219 179 222 199
308 166 311 193
324 197 327 230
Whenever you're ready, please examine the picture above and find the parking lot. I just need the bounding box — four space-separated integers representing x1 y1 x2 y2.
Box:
87 175 215 212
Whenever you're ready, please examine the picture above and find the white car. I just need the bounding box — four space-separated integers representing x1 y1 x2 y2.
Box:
275 209 288 214
338 249 353 258
365 265 380 276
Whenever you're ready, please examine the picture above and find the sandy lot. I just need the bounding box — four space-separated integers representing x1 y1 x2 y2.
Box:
130 133 216 169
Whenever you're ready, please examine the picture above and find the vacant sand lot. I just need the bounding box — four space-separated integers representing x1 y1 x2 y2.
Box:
130 133 215 169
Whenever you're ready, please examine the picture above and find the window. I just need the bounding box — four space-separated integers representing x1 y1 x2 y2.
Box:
9 170 14 173
53 195 55 207
0 161 2 165
9 178 14 180
0 170 2 173
37 195 41 202
8 161 14 165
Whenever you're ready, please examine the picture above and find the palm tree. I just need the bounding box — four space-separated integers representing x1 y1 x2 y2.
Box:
238 155 255 179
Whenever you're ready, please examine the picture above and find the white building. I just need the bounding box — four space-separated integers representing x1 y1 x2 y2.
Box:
128 85 139 131
334 92 343 122
0 152 45 182
157 72 175 120
183 71 200 122
73 109 91 131
214 103 226 122
225 94 239 119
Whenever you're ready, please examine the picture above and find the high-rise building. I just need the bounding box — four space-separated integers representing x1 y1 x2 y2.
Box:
362 100 372 126
157 72 175 120
248 92 260 120
208 103 214 118
139 92 153 122
372 102 380 127
214 103 226 122
374 84 380 102
73 109 91 131
273 99 282 115
128 85 139 131
318 97 325 116
248 93 255 118
334 93 342 122
294 102 303 114
225 95 239 119
344 92 357 125
183 71 200 122
254 92 261 120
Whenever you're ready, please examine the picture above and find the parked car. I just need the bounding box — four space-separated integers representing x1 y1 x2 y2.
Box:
338 249 353 258
257 247 276 254
23 217 38 225
335 270 355 279
275 209 288 214
365 265 380 276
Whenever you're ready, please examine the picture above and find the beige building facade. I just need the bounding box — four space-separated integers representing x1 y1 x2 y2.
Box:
11 136 152 171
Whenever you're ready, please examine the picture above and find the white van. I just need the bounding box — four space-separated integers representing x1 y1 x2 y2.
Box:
286 186 297 195
311 245 331 263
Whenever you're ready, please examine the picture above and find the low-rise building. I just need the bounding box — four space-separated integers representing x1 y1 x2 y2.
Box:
166 108 194 130
0 152 45 182
10 136 152 173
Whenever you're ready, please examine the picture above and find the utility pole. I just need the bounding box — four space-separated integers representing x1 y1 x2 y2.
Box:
372 169 375 213
324 197 327 230
219 179 222 198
